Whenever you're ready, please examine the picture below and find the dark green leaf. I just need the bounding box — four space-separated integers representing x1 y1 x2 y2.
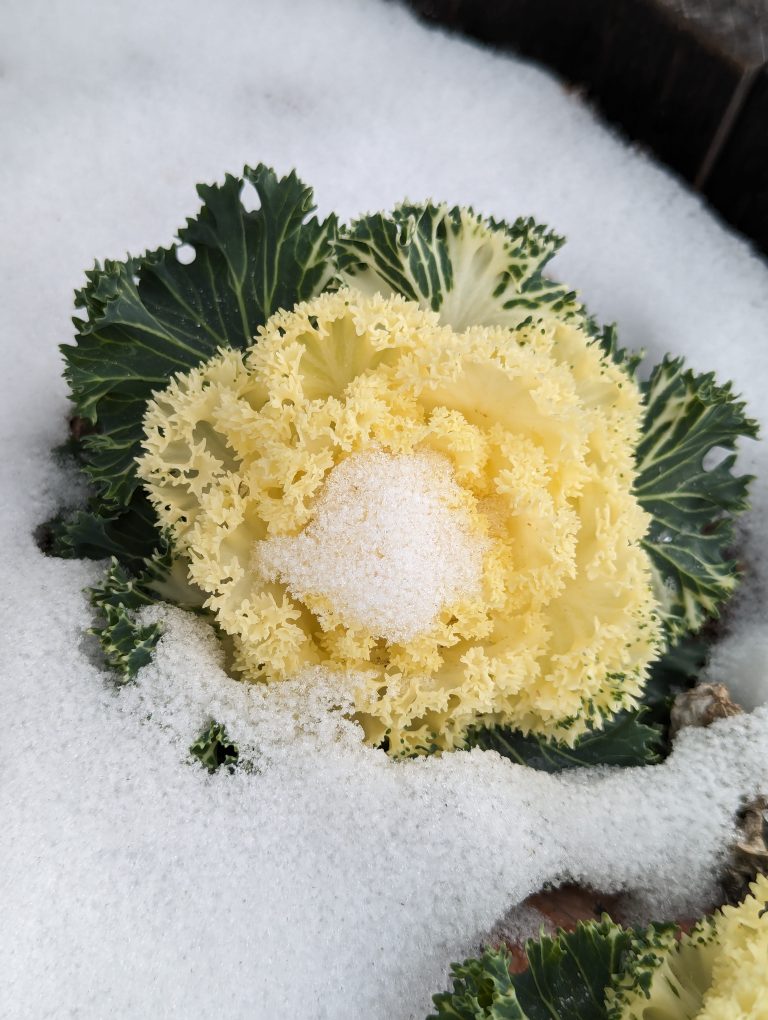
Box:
604 923 707 1020
513 920 634 1020
467 710 662 771
593 322 643 377
190 720 240 773
87 549 205 682
428 947 527 1020
336 203 582 331
91 604 162 680
89 558 164 681
48 490 159 570
429 921 645 1020
62 164 337 509
640 634 709 729
635 357 758 639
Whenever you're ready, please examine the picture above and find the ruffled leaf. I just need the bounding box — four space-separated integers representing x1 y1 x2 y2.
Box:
62 164 337 508
89 558 164 681
605 921 716 1020
635 357 759 639
189 720 240 774
48 490 159 570
429 921 639 1020
336 203 582 331
514 921 635 1020
88 550 205 681
428 947 527 1020
594 322 643 376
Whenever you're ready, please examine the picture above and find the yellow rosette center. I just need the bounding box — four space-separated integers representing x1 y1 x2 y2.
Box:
137 287 660 755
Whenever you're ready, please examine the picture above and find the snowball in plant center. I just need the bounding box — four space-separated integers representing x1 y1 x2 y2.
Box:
138 288 662 749
253 450 488 644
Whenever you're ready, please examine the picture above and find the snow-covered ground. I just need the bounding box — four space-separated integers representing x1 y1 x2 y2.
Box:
2 1 768 1017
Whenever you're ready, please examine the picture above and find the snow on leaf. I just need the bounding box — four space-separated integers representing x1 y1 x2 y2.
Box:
88 558 164 681
88 549 205 681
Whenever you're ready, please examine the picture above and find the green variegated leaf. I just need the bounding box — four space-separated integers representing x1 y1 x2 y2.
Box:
336 203 582 331
91 603 162 680
594 322 643 376
605 921 716 1020
428 947 527 1020
89 558 164 681
429 921 644 1020
62 165 337 508
513 920 635 1020
466 632 711 770
635 357 758 639
189 720 240 774
88 550 205 681
59 164 337 683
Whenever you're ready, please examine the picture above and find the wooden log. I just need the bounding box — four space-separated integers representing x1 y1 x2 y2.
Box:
408 0 768 255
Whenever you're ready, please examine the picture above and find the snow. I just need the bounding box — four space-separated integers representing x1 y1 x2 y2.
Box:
254 450 486 643
2 0 768 1017
704 612 768 712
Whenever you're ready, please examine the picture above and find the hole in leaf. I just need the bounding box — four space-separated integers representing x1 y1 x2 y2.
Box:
240 179 261 213
703 446 731 471
176 243 196 265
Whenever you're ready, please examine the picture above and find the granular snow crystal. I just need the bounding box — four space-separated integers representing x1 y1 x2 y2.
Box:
3 0 768 1017
254 450 487 643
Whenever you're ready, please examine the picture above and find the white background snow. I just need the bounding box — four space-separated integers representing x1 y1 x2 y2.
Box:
2 1 768 1017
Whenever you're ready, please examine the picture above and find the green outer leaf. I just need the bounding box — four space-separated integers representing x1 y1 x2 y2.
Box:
62 165 337 508
513 920 634 1020
604 921 714 1020
467 632 709 770
88 558 164 681
336 203 583 331
635 357 758 639
189 720 240 773
49 490 159 571
468 710 662 772
91 605 162 681
87 548 205 682
429 921 648 1020
639 634 709 731
428 947 527 1020
593 322 643 377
